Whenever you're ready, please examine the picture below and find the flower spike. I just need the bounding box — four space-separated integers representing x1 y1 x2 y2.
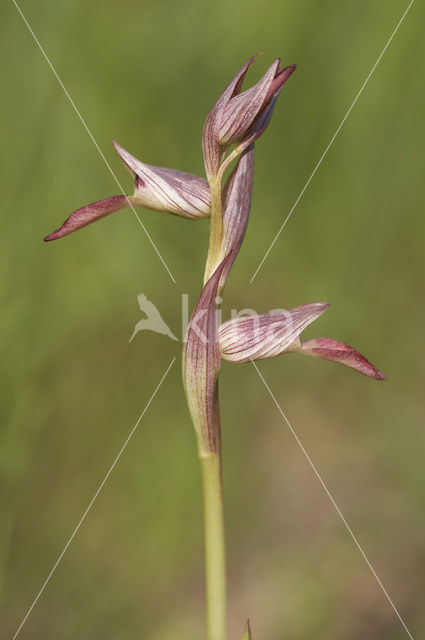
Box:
44 143 210 241
44 57 386 640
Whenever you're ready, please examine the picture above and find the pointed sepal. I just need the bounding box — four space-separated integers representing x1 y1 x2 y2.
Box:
219 303 329 363
202 56 256 179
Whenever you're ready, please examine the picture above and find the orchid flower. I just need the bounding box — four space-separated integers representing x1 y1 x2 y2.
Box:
44 142 210 241
45 55 384 640
218 304 385 378
202 56 296 179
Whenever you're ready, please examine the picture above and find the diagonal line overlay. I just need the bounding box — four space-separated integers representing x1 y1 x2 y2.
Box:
12 0 176 284
251 359 414 640
11 357 176 640
250 0 415 283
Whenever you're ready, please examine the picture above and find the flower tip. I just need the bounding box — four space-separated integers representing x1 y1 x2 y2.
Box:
277 63 297 83
241 618 252 639
111 139 128 161
111 139 121 152
300 337 385 380
44 227 67 242
111 140 136 171
309 301 331 316
374 369 387 381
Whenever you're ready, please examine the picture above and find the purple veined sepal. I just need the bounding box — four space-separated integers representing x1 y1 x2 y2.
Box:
202 56 296 178
183 254 233 457
112 141 211 218
44 142 211 241
287 337 386 380
219 303 330 363
219 302 385 380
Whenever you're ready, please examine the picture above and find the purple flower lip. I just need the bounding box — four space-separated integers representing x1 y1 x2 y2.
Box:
43 195 134 241
294 337 386 380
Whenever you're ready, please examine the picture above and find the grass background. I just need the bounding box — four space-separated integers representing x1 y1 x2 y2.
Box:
1 0 424 638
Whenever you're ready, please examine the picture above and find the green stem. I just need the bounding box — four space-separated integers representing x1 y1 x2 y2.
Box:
200 453 227 640
204 177 224 285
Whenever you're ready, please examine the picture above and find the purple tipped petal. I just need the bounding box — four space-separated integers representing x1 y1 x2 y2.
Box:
263 64 296 105
219 303 329 363
294 337 386 380
240 64 296 146
113 141 210 218
202 56 257 178
44 195 135 241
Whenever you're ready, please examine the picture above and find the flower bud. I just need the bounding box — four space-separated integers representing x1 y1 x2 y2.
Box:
44 142 210 241
203 56 295 177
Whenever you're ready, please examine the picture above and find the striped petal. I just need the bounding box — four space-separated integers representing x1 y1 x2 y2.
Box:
289 337 386 380
219 303 329 363
113 141 210 218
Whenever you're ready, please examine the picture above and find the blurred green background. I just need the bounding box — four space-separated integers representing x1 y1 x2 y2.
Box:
1 1 424 638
